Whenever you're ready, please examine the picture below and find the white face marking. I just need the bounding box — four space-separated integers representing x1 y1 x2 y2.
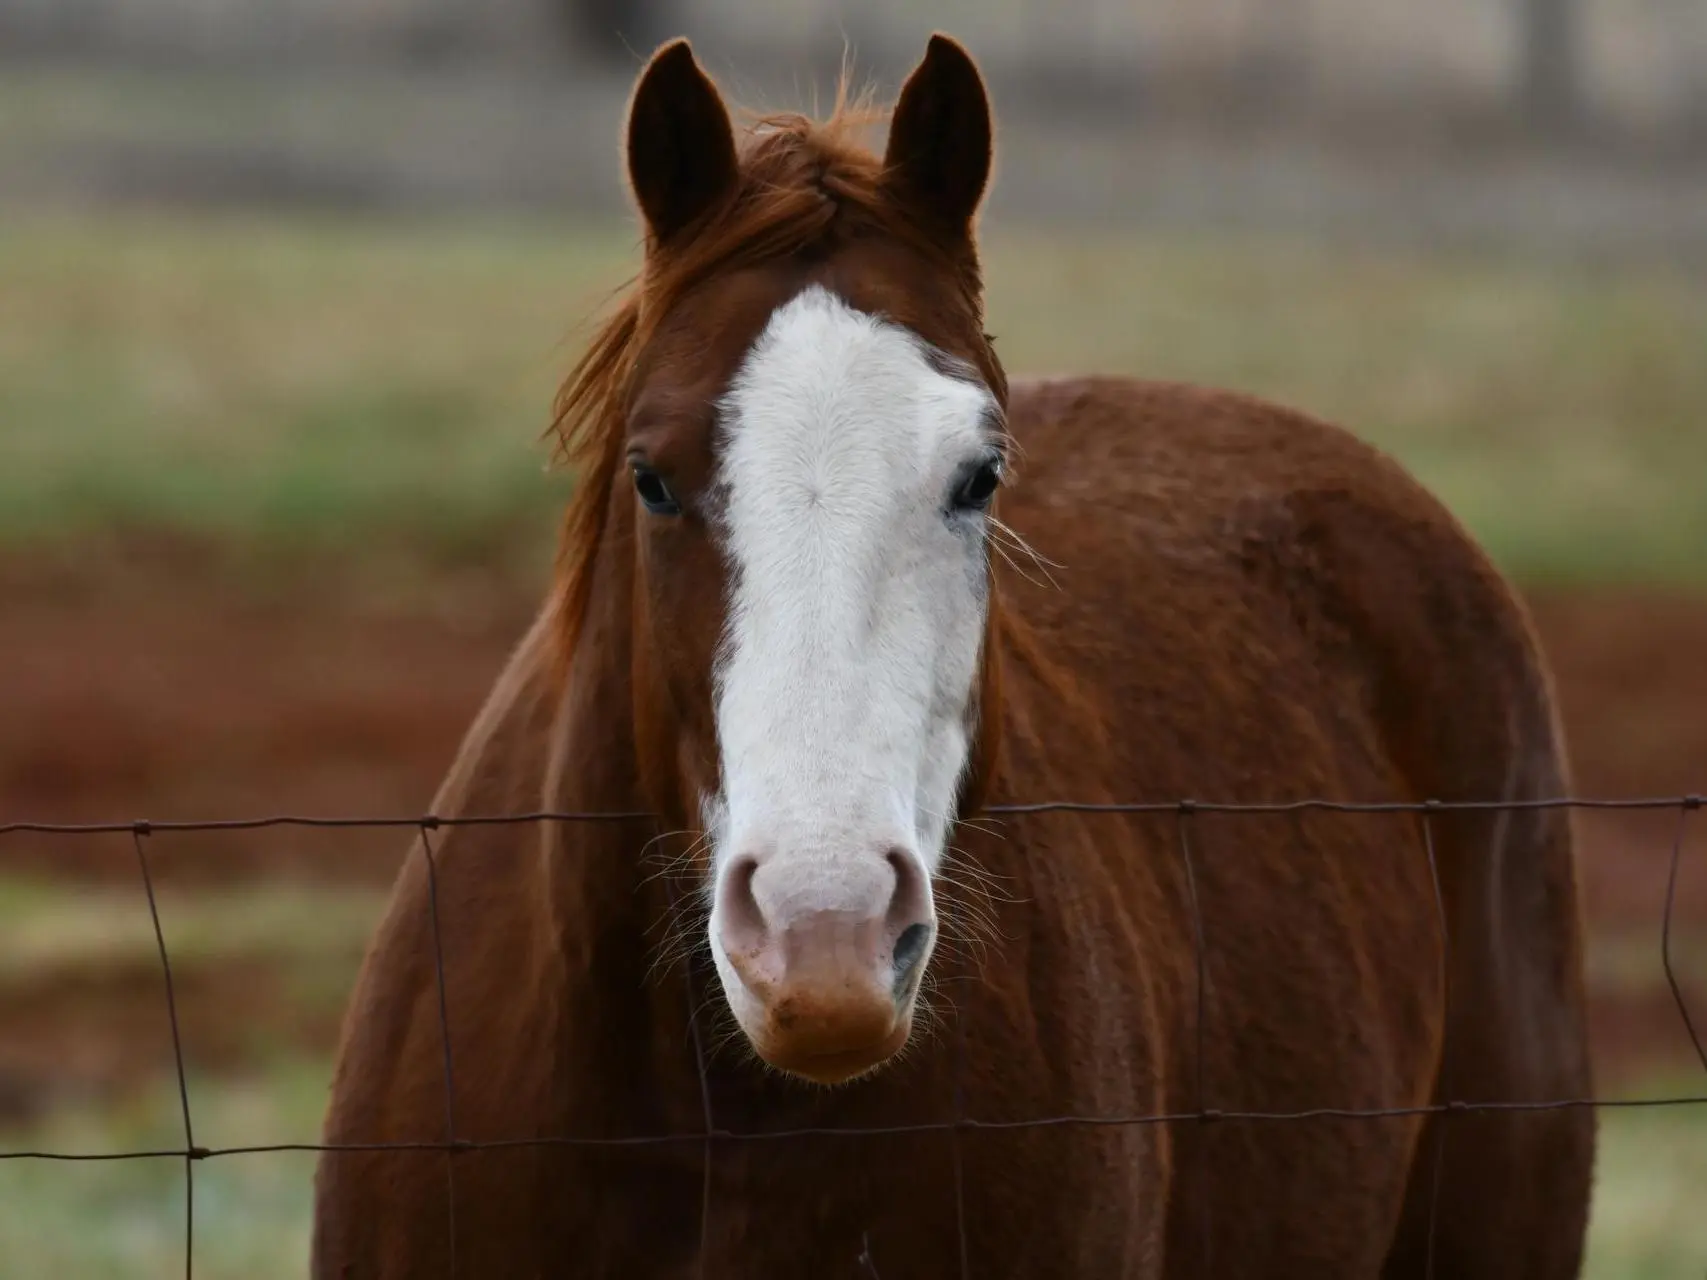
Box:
705 285 996 889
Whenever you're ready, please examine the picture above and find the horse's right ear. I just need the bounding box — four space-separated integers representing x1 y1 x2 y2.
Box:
625 39 738 247
883 34 993 236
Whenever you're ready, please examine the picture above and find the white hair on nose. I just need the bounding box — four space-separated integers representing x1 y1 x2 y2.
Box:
706 284 998 880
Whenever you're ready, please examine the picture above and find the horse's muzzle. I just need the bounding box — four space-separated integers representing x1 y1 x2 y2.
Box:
714 847 935 1084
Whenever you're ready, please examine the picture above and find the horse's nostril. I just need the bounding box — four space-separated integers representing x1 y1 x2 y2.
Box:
717 854 767 962
891 922 933 997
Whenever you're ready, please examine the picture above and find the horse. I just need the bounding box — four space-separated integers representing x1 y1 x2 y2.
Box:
312 34 1596 1278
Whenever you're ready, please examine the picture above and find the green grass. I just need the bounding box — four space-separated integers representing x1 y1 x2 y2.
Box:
1582 1081 1707 1279
0 875 386 981
4 213 1706 582
0 1058 329 1280
0 1057 1701 1278
0 214 611 568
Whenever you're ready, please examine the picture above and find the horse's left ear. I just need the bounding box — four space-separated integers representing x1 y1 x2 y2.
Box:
626 39 739 247
883 34 994 236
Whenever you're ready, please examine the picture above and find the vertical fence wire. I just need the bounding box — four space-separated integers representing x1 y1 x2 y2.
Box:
950 946 973 1280
1419 804 1452 1280
1175 802 1214 1278
132 823 198 1280
684 934 717 1279
418 820 461 1277
661 839 717 1280
1661 797 1706 1074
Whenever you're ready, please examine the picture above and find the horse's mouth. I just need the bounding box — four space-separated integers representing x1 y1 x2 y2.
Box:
751 1017 914 1086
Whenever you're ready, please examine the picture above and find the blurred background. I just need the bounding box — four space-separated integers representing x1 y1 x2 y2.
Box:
1 1 1704 1275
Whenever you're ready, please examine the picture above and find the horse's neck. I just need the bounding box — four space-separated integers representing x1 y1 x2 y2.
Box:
504 533 1008 1128
401 568 688 1142
524 550 860 1129
513 540 694 977
524 549 656 923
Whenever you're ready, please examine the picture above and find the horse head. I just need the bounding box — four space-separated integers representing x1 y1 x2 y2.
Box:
559 35 1009 1083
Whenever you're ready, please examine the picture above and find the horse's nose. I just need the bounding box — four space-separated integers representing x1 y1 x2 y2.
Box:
715 846 935 1084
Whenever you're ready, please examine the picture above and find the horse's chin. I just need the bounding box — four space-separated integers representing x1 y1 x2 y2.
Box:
746 1016 915 1087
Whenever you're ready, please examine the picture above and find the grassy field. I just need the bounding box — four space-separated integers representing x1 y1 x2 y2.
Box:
0 876 383 976
4 213 1706 583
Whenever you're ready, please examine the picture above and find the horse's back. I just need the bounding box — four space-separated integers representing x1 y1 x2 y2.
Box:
1002 373 1572 818
1001 375 1594 1276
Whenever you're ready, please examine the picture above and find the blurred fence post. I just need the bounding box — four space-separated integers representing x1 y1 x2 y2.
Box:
1518 0 1585 133
559 0 678 63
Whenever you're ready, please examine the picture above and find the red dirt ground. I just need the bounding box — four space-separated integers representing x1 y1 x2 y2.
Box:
0 558 1702 1100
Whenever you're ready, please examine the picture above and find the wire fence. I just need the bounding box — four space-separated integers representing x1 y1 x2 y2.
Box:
1 793 1703 1277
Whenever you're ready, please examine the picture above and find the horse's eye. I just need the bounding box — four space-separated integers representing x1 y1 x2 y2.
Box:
951 457 1003 513
632 465 682 516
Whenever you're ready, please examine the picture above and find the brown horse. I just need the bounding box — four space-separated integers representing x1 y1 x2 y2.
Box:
312 34 1595 1278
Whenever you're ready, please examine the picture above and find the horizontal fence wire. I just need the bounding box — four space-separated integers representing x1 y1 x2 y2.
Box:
1 793 1702 1279
4 794 1706 837
5 1092 1707 1164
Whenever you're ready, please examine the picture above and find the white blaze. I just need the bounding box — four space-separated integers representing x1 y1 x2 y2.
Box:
707 285 996 888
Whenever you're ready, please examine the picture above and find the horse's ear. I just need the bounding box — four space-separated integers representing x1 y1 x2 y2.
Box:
625 39 738 247
883 34 993 236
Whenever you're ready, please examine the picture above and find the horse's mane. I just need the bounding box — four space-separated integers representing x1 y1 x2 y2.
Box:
544 83 990 683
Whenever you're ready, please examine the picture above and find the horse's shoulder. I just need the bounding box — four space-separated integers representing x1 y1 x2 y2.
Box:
1003 372 1557 780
